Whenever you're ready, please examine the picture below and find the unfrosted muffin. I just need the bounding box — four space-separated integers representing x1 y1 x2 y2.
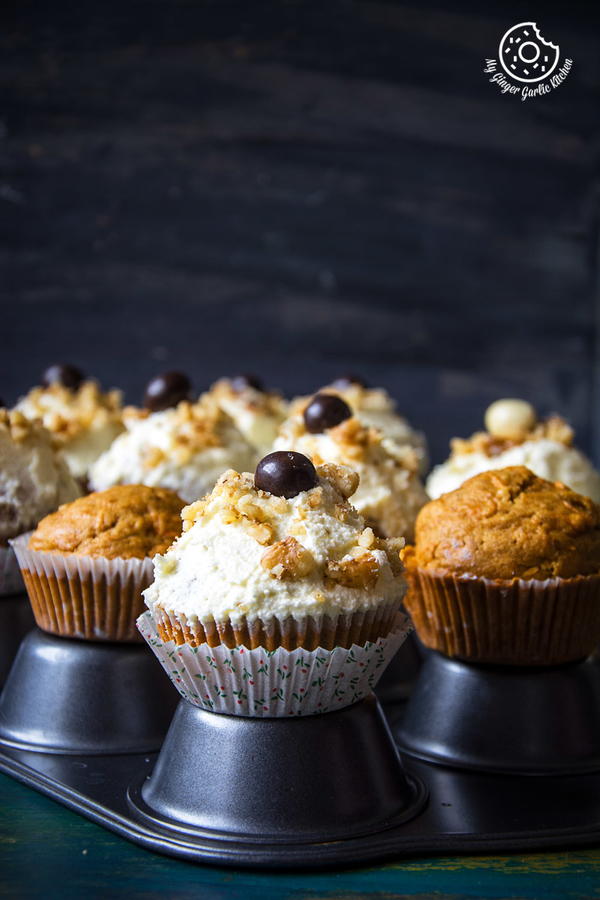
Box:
13 484 185 642
16 365 124 481
273 393 427 541
30 484 184 559
144 452 406 650
290 377 428 472
89 396 256 503
426 399 600 502
206 375 287 455
403 466 600 665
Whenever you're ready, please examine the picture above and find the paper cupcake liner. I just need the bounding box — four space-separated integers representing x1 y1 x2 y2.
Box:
10 533 154 643
0 544 25 597
137 609 412 716
149 597 401 651
404 566 600 666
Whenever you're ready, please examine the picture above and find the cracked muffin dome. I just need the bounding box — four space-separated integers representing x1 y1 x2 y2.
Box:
89 396 256 503
426 399 600 502
0 409 82 542
409 466 600 581
29 484 185 559
143 456 407 642
16 374 124 481
273 400 427 541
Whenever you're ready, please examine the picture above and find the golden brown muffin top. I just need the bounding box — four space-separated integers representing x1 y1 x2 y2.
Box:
29 485 185 559
407 466 600 580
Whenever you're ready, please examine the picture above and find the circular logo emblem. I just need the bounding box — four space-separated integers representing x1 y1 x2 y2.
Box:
498 22 560 83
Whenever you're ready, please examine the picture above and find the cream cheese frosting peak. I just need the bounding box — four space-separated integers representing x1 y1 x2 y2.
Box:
272 414 427 540
426 405 600 502
16 379 124 479
206 377 288 454
89 397 256 502
0 409 82 541
143 462 406 627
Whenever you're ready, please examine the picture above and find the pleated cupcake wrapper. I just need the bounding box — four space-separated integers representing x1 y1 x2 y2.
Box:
137 609 412 717
404 567 600 666
0 544 25 597
149 596 401 651
10 533 154 643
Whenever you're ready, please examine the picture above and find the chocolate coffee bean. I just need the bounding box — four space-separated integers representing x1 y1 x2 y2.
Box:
144 371 192 411
254 451 318 498
303 392 352 433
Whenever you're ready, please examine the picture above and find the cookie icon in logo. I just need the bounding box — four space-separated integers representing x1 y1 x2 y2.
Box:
499 22 560 83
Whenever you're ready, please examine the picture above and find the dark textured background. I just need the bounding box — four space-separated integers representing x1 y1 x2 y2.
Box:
2 2 599 464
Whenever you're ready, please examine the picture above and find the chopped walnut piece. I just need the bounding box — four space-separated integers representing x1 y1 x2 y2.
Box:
317 462 360 499
358 527 376 549
261 537 314 580
243 520 274 546
308 487 323 508
381 537 405 576
325 553 380 589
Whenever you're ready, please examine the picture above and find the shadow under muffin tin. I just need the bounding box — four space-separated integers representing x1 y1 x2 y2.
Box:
0 622 600 868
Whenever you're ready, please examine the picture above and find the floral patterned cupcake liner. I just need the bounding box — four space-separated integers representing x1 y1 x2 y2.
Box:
0 544 25 597
137 610 412 717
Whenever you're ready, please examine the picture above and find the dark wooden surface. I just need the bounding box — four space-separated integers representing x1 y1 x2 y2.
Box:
1 773 599 899
2 3 600 464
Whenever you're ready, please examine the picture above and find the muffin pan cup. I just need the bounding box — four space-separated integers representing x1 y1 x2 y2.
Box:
127 694 426 842
0 593 34 687
396 650 600 774
2 688 600 868
375 632 423 704
0 628 178 754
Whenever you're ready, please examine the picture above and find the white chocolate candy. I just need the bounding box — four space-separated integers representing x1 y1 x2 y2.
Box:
484 399 537 441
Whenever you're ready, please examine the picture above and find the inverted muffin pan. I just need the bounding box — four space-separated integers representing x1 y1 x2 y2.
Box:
0 593 34 687
0 632 600 869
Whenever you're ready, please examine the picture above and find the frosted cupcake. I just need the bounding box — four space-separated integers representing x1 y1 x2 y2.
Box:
273 393 427 541
0 410 82 594
12 485 185 641
89 389 256 503
403 466 600 665
140 452 411 715
291 376 428 473
144 451 406 650
427 399 600 502
16 364 124 482
206 375 287 455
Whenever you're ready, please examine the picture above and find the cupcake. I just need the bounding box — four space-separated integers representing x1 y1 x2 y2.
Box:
16 364 124 482
273 393 428 541
0 409 82 594
139 451 411 715
206 375 287 455
89 394 256 503
290 376 428 473
427 399 600 502
12 484 185 641
403 466 600 665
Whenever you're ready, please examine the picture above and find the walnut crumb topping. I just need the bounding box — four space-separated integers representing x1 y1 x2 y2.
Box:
316 462 359 499
18 381 122 441
452 414 574 459
261 537 315 580
0 409 49 444
325 552 380 590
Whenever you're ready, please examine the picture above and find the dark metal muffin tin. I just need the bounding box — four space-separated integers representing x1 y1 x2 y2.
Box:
0 629 599 868
0 593 34 687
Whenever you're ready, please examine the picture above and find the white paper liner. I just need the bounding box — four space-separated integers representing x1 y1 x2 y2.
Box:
10 532 154 641
0 544 25 597
137 609 413 717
